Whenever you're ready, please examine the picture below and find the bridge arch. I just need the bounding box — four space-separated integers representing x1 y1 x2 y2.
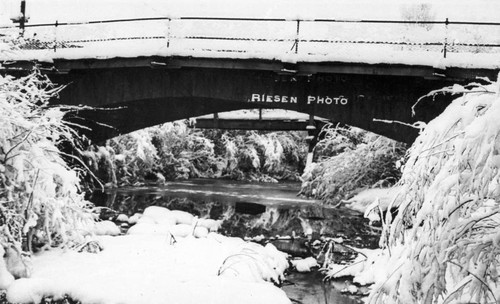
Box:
48 58 454 143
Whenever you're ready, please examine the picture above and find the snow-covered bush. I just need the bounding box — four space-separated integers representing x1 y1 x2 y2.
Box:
86 127 308 186
83 121 220 186
215 130 307 182
0 72 94 255
300 126 405 203
369 76 500 303
153 122 221 180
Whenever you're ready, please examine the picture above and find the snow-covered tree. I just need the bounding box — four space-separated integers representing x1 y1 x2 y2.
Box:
0 71 94 257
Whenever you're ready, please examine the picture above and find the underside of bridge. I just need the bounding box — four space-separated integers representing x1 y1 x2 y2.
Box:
7 56 486 143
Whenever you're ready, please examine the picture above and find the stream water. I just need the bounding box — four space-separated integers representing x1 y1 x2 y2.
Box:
89 178 380 304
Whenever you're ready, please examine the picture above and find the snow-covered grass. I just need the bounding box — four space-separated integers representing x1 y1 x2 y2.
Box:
5 206 291 304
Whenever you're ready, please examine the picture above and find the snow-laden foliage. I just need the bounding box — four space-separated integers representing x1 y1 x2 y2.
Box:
154 123 220 180
0 72 94 255
84 128 160 186
218 131 306 182
300 126 405 204
84 122 221 186
85 127 307 186
369 76 500 304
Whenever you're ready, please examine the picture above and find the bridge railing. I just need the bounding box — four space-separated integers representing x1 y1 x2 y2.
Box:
1 16 499 64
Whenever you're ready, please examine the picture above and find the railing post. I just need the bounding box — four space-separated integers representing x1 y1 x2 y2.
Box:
10 0 28 37
19 0 26 36
295 20 301 54
443 18 449 58
166 18 171 49
53 20 58 52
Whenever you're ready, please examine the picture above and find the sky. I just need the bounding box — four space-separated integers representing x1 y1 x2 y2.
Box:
1 0 500 25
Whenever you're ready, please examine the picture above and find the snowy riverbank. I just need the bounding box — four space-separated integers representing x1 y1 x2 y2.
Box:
4 206 291 304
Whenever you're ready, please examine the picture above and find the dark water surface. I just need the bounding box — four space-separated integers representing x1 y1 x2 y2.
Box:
89 178 378 304
93 178 320 207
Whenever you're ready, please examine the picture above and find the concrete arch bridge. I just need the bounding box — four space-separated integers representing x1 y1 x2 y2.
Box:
1 16 499 143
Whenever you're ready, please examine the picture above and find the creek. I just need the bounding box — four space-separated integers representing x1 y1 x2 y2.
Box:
89 178 380 304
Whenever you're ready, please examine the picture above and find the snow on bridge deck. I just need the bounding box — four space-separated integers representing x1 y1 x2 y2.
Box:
0 0 500 71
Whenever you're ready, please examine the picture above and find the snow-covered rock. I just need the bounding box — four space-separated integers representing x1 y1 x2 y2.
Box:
0 246 15 290
129 207 217 239
127 213 142 225
136 215 156 225
6 278 46 304
264 243 289 275
193 226 209 238
142 206 171 222
291 257 318 272
170 210 194 225
116 214 129 222
196 218 222 232
94 220 121 236
169 224 192 238
341 284 358 294
4 246 29 279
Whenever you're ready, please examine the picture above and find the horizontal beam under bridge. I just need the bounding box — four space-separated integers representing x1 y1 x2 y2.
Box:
190 118 327 131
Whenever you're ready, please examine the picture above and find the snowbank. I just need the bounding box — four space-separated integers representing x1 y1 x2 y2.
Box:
5 206 291 304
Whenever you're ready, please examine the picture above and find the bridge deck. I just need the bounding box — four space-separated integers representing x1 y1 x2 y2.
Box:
1 15 500 72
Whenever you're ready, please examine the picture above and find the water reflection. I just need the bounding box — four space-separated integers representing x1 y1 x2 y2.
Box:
89 178 379 248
